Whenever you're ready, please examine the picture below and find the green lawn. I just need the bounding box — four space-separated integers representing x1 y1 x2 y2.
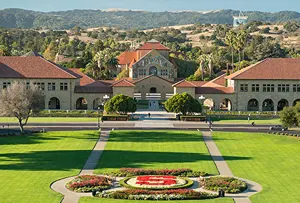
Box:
215 118 280 124
213 132 300 203
0 131 99 203
95 130 218 174
0 117 98 123
79 198 234 203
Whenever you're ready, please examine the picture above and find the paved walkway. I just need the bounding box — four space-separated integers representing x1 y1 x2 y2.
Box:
201 130 262 203
51 130 111 203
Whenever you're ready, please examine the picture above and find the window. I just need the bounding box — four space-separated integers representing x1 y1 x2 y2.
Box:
48 83 56 91
3 82 11 89
60 83 68 91
263 84 275 92
138 69 146 76
34 82 45 90
240 84 248 92
26 82 30 89
161 69 168 76
252 84 259 92
278 84 290 92
293 84 300 92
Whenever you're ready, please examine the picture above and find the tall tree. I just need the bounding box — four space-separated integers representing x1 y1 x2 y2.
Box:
225 30 237 71
0 82 44 133
233 30 248 71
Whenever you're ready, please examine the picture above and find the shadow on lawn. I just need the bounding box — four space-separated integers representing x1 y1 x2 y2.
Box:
0 150 93 171
0 133 98 145
0 150 251 171
97 150 251 170
108 131 205 142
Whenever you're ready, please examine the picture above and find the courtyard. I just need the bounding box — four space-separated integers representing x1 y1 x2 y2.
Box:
0 130 299 203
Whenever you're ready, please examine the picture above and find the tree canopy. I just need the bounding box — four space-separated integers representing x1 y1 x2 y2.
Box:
104 94 137 114
165 93 202 115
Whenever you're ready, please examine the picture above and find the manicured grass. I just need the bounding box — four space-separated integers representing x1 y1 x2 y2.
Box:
0 131 99 203
215 118 280 124
79 197 234 203
95 130 218 175
213 132 300 203
0 117 98 123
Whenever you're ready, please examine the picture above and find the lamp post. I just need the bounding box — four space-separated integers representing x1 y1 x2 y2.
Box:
97 106 101 129
199 95 206 113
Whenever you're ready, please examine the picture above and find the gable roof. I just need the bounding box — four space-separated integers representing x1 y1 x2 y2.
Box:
68 68 112 93
226 58 300 80
111 79 135 87
118 51 138 65
172 80 206 87
137 40 170 51
0 56 79 79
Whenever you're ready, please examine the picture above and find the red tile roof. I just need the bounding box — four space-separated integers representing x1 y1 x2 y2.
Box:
68 68 112 93
133 75 174 84
0 56 79 79
118 52 138 65
137 41 170 51
173 80 206 87
226 58 300 80
196 87 234 94
112 79 135 87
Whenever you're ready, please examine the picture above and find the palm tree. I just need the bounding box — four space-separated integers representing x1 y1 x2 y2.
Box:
85 60 99 78
234 30 248 71
93 51 103 71
197 55 207 81
207 53 213 78
225 30 237 72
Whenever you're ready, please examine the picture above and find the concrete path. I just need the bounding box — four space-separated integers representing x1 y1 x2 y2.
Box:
51 130 111 203
201 130 262 203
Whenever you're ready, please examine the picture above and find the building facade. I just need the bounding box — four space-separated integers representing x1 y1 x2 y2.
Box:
1 41 300 112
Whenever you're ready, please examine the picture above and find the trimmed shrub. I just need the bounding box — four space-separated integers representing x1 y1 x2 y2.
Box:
202 177 247 193
102 168 207 177
96 189 218 200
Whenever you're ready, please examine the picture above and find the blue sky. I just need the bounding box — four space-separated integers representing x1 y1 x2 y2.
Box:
1 0 299 12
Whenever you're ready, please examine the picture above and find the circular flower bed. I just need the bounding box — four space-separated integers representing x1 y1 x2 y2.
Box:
66 175 113 193
120 175 193 190
202 177 247 193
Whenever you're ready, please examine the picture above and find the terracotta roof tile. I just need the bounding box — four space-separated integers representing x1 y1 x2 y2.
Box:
0 56 79 79
118 52 138 65
133 75 174 84
137 41 170 51
196 87 234 94
226 58 300 80
173 80 206 87
68 68 113 93
112 79 135 87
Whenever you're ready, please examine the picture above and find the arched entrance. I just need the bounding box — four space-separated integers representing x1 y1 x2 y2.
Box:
293 99 300 106
149 66 158 76
76 97 88 110
203 98 215 111
247 99 259 111
262 99 274 111
93 98 103 110
150 87 157 93
277 99 289 111
220 99 232 111
49 97 60 109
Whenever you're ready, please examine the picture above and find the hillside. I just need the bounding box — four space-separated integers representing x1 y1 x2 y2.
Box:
0 8 299 30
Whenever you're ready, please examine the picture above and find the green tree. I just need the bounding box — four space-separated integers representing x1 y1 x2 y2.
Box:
43 41 57 61
165 93 202 115
280 106 297 128
225 30 237 71
104 94 137 114
233 30 248 71
116 68 129 80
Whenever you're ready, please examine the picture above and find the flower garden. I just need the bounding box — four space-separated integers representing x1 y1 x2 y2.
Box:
66 168 247 201
66 175 113 192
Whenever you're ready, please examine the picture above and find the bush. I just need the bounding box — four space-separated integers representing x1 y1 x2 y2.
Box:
102 168 207 177
97 189 218 200
66 175 113 192
202 177 247 193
